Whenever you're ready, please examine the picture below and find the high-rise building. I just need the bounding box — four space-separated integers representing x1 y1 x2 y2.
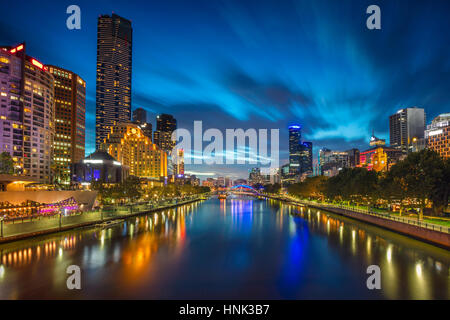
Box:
101 123 167 179
288 125 301 175
425 113 450 159
299 141 313 174
0 43 55 183
48 65 86 184
153 114 177 153
248 167 264 185
95 14 133 149
389 107 426 152
132 107 152 139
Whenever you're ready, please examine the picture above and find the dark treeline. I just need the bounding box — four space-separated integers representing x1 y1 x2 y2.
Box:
288 150 450 219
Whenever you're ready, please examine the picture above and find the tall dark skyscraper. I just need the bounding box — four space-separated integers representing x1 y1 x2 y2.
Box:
299 141 313 174
154 114 177 153
132 107 147 123
95 14 133 149
132 107 152 140
288 125 301 175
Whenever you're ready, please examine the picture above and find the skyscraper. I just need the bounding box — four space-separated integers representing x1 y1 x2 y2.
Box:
153 114 177 153
0 43 55 183
389 107 426 152
95 14 132 149
48 65 86 184
132 107 152 139
288 125 301 175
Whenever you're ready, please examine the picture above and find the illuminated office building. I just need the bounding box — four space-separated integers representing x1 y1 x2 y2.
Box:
173 148 184 176
425 113 450 159
48 65 86 184
299 141 313 174
0 43 54 183
95 14 133 149
101 123 167 179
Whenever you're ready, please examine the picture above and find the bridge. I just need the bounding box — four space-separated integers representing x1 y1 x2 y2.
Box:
229 185 261 196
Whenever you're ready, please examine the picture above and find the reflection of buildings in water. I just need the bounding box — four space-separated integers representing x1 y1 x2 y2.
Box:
0 203 199 271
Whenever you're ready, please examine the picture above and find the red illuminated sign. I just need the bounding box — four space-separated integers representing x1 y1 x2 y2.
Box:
9 44 24 54
31 58 44 70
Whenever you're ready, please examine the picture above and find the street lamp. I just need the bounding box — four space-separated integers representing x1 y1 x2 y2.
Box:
1 215 5 238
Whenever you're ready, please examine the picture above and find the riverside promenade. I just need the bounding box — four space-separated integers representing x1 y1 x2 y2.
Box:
262 194 450 249
0 195 209 244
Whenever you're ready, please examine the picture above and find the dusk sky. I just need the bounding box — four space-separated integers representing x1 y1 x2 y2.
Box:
1 0 449 179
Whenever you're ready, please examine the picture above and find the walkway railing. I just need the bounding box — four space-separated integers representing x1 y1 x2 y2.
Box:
262 194 450 234
0 194 209 240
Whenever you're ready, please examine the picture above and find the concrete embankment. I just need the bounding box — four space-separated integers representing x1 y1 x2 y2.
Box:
0 197 206 244
263 195 450 249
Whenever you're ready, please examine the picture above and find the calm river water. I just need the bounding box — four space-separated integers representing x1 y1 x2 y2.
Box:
0 196 448 299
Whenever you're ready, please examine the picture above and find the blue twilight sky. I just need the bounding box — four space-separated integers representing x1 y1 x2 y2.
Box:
1 0 449 179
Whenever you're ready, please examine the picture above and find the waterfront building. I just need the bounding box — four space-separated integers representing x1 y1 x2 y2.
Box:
71 150 129 184
101 123 167 179
132 107 152 139
358 134 403 172
95 14 133 149
153 113 177 153
288 125 302 175
319 148 350 176
47 65 86 185
0 43 55 183
425 113 450 159
389 107 426 152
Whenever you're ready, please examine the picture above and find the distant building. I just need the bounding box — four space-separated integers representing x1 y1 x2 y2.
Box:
72 151 129 184
233 178 248 186
248 167 264 186
288 125 302 175
101 123 167 179
173 148 185 176
153 114 177 153
319 148 350 176
346 148 360 168
96 14 133 149
47 65 86 185
299 141 313 174
389 107 426 152
425 113 450 159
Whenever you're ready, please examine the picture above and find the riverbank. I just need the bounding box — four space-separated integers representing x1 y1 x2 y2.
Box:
262 194 450 249
0 196 208 244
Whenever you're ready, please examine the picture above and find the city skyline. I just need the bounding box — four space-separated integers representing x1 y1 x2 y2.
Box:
1 0 449 179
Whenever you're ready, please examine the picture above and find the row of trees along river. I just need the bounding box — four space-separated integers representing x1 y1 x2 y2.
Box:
286 149 450 220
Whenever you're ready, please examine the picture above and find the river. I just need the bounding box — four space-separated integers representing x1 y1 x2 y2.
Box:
0 196 448 299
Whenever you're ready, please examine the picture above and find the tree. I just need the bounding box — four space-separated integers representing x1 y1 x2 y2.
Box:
0 152 14 174
399 150 445 219
121 176 142 202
